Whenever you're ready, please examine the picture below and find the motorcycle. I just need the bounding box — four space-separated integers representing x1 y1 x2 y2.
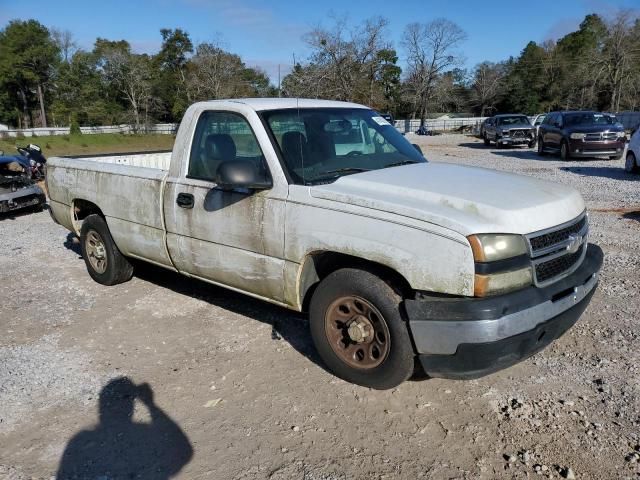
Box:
16 144 47 179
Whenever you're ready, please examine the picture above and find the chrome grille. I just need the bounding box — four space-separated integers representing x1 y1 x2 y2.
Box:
510 129 530 138
529 215 587 254
527 213 589 286
535 245 585 283
584 132 617 142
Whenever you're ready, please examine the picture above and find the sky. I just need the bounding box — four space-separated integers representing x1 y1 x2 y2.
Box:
1 0 638 83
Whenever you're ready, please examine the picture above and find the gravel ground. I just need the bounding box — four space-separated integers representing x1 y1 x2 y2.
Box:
1 134 639 479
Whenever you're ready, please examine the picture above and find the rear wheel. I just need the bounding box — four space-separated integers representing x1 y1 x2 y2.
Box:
625 152 639 173
309 268 414 389
80 214 134 285
560 140 569 160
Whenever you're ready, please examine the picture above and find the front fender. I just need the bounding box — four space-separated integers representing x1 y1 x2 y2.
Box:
284 200 475 305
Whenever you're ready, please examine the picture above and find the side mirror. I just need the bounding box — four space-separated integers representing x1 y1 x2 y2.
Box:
412 144 423 155
216 160 272 191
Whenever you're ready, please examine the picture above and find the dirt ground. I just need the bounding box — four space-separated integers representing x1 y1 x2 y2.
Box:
1 135 640 479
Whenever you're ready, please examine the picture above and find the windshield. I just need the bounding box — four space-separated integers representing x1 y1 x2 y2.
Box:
565 113 618 126
534 115 545 125
262 108 426 185
497 116 530 126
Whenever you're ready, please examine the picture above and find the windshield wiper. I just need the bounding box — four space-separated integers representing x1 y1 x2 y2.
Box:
324 167 371 175
306 167 371 185
385 160 419 168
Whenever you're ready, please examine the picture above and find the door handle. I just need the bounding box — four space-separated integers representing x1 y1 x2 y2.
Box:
176 192 194 209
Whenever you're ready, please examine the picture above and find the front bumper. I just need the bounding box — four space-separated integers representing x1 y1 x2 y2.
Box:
0 184 46 213
496 136 533 146
567 139 625 157
406 243 603 379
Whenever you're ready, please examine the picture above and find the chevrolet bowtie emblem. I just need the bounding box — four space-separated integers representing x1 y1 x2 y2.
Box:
566 234 583 254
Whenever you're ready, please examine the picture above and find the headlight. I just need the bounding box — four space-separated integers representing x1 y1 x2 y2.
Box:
468 234 527 262
570 133 586 140
468 234 531 297
617 131 626 139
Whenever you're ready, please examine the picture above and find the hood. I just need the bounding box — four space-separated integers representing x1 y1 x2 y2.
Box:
309 163 585 236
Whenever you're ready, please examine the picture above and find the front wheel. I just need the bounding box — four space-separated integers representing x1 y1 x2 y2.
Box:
80 214 134 285
309 268 415 389
626 152 639 173
483 133 490 146
537 136 546 156
560 140 570 160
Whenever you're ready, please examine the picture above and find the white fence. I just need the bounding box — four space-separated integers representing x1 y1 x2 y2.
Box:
0 123 178 138
3 111 637 139
394 117 488 134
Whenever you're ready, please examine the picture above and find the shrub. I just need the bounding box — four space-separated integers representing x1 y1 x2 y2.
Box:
70 121 82 135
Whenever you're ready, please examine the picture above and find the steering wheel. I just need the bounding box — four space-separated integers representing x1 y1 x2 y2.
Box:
345 150 363 156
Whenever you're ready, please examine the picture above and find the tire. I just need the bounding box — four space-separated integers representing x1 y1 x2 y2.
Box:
80 214 134 285
528 139 536 149
560 140 569 160
483 133 490 146
537 136 546 156
625 151 639 173
495 137 502 149
309 268 415 390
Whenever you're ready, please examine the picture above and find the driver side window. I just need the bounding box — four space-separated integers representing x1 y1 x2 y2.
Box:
188 111 265 182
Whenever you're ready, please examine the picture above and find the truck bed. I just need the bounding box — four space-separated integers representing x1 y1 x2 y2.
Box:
47 150 174 269
60 151 172 170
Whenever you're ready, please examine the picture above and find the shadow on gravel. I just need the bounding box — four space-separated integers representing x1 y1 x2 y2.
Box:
57 377 193 479
559 166 640 181
132 261 326 373
623 211 640 222
62 240 424 380
0 204 47 221
64 232 82 256
491 150 543 161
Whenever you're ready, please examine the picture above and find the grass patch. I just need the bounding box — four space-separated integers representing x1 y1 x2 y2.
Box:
0 133 175 157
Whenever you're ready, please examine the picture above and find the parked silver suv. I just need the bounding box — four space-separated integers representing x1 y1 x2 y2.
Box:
483 114 536 148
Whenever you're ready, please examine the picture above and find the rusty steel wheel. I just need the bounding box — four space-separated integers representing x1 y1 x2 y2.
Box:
324 295 391 369
309 268 415 389
80 214 134 286
85 230 108 274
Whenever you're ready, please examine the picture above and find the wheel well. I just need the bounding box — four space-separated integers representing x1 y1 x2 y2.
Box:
72 199 104 233
299 251 413 312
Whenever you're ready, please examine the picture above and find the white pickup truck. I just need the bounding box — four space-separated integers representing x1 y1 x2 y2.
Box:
47 99 603 389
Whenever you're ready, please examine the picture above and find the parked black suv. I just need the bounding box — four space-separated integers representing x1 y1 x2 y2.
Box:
537 111 626 160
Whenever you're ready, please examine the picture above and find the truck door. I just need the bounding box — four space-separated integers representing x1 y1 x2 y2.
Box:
163 110 285 302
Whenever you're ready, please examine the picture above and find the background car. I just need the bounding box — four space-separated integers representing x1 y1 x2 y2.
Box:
625 127 640 173
538 111 626 160
483 114 536 148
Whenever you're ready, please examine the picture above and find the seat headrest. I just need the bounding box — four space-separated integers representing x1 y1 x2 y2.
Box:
205 134 236 161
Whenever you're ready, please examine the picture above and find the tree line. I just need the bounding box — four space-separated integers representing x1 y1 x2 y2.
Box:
0 11 639 129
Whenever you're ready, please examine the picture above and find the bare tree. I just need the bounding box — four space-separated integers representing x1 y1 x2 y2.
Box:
101 50 154 131
286 16 396 108
470 62 505 116
51 28 78 63
604 11 640 112
402 19 466 124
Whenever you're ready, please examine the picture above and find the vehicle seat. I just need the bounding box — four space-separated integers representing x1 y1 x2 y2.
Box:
194 134 237 179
